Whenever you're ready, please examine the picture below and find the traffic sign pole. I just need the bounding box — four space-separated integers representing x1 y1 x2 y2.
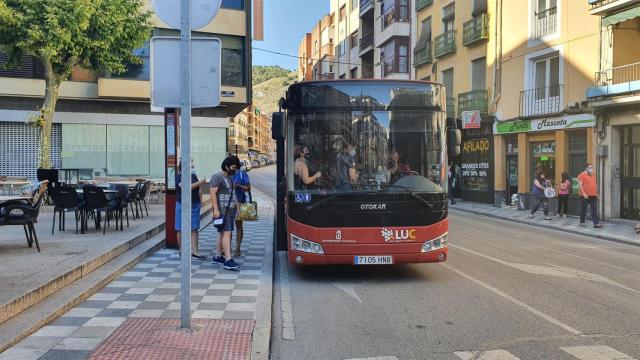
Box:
179 0 192 329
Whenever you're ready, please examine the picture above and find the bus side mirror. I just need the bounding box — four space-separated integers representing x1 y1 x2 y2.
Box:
272 112 285 141
447 128 461 157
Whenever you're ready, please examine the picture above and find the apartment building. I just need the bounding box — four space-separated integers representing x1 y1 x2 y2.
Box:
0 0 254 180
297 0 411 81
586 0 640 220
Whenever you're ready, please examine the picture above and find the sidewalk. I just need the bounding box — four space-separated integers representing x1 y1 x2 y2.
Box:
450 201 640 247
0 190 274 360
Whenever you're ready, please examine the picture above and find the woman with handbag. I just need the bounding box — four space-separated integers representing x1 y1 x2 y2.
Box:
528 171 552 221
209 156 242 271
233 163 251 257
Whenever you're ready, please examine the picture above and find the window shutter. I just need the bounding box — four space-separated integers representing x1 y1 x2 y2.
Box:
472 0 487 17
443 3 455 22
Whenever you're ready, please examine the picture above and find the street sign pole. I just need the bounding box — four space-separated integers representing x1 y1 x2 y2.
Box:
179 0 192 329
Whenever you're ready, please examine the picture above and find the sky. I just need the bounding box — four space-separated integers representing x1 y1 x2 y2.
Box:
252 0 329 70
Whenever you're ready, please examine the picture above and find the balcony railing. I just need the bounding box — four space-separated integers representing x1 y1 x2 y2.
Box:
434 30 456 58
520 84 563 117
533 7 557 39
589 61 640 97
463 14 489 46
446 96 456 118
459 89 489 113
382 56 410 77
381 5 410 30
359 31 374 50
416 0 433 11
360 0 373 16
413 42 432 67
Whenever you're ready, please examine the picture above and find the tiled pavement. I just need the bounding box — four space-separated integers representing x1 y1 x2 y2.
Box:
1 191 274 360
450 201 640 246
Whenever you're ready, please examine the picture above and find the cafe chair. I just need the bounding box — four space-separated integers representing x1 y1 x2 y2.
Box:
49 186 82 235
110 184 132 228
0 182 48 252
82 186 119 234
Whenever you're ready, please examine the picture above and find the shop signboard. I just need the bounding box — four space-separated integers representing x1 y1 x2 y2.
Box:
461 136 494 203
462 111 481 129
493 114 596 134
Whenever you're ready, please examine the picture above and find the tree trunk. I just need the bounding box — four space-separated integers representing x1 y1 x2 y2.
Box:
38 64 61 169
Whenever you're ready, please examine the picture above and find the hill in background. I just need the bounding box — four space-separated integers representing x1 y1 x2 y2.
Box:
252 65 296 116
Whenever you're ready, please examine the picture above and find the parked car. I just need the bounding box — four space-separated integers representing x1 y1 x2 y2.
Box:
251 160 261 168
259 159 267 167
241 160 252 171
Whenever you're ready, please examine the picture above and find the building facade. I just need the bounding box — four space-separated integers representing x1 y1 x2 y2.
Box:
0 0 254 180
587 0 640 220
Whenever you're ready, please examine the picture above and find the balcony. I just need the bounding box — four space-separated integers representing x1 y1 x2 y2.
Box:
434 30 456 58
520 84 563 117
382 55 410 77
359 31 374 52
588 61 640 98
360 0 373 16
381 5 410 31
458 89 489 113
413 42 432 67
589 0 640 15
463 14 489 46
446 96 456 118
416 0 433 11
533 7 557 40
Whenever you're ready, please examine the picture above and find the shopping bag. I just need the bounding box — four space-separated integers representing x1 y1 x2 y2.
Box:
544 187 556 198
236 191 258 221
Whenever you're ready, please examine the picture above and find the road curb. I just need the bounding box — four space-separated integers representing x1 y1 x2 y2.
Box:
450 207 640 247
251 188 275 360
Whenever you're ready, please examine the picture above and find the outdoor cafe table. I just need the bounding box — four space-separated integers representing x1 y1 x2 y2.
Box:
0 195 31 204
75 189 120 234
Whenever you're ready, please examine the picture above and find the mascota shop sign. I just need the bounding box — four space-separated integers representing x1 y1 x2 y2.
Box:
493 114 596 134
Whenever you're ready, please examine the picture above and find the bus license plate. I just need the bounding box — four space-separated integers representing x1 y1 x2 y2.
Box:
354 256 393 265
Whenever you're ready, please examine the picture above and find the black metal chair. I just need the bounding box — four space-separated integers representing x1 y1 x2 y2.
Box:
49 186 81 235
82 186 119 234
132 181 151 218
0 183 47 252
110 184 132 228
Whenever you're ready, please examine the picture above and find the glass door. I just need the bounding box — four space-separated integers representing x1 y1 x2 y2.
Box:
530 141 556 190
621 126 640 220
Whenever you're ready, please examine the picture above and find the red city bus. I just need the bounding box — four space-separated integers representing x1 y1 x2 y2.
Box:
272 80 459 265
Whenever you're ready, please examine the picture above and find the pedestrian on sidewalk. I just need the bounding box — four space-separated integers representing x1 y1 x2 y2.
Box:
233 162 251 257
557 172 571 217
175 159 207 259
529 171 551 220
210 155 242 271
448 163 456 205
578 163 603 228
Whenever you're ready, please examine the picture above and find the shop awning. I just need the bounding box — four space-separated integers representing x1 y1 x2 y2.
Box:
603 6 640 26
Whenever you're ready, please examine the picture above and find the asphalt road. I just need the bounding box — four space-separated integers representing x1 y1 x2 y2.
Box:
248 166 640 360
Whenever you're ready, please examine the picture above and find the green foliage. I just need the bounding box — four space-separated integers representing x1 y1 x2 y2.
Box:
0 0 152 81
252 65 293 86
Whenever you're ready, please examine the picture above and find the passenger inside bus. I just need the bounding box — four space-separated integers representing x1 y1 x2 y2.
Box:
335 143 359 190
388 149 412 181
294 144 322 189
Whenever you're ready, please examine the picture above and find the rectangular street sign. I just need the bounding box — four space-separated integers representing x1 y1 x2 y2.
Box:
151 36 221 108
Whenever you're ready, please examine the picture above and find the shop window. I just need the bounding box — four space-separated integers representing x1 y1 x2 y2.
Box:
531 141 556 188
61 124 107 173
568 131 587 179
149 126 165 179
350 67 358 79
107 125 150 176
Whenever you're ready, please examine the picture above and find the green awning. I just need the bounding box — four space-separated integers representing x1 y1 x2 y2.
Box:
603 6 640 27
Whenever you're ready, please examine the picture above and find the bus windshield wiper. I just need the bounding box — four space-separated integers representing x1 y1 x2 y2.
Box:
306 192 341 211
386 185 435 209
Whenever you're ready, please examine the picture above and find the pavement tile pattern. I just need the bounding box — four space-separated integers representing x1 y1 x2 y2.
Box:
1 192 273 360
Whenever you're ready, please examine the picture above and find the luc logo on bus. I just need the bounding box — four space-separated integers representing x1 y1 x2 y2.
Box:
381 228 416 242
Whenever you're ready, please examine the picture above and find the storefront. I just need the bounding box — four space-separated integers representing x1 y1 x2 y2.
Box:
460 113 494 204
493 113 596 213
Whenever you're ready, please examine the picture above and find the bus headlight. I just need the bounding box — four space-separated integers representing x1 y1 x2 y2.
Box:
421 233 448 253
290 234 324 254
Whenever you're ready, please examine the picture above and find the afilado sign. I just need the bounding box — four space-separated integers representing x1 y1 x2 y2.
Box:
493 114 595 134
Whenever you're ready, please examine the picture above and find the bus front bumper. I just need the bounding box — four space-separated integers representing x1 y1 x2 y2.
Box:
287 248 448 265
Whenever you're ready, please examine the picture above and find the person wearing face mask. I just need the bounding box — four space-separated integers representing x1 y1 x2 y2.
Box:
578 163 603 228
209 155 242 270
335 143 358 191
232 162 251 257
294 144 321 189
529 170 551 220
175 159 207 259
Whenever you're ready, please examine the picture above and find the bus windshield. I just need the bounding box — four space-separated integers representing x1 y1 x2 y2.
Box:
288 109 446 194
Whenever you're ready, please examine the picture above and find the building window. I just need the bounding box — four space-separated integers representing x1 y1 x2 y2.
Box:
350 32 358 48
443 2 455 32
351 0 358 11
350 67 358 79
340 40 346 56
116 41 150 81
0 52 45 79
533 0 558 40
222 48 244 86
381 37 409 76
339 5 347 21
221 0 244 10
314 40 318 53
471 56 486 90
568 130 587 180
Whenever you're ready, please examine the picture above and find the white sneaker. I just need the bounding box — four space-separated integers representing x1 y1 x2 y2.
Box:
528 214 534 218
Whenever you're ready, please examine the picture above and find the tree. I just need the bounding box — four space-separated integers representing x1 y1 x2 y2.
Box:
0 0 152 169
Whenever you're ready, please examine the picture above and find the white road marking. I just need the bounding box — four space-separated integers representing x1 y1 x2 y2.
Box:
560 345 637 360
278 252 295 341
345 357 399 360
454 350 521 360
450 223 640 275
442 263 583 335
450 244 640 295
333 282 363 303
